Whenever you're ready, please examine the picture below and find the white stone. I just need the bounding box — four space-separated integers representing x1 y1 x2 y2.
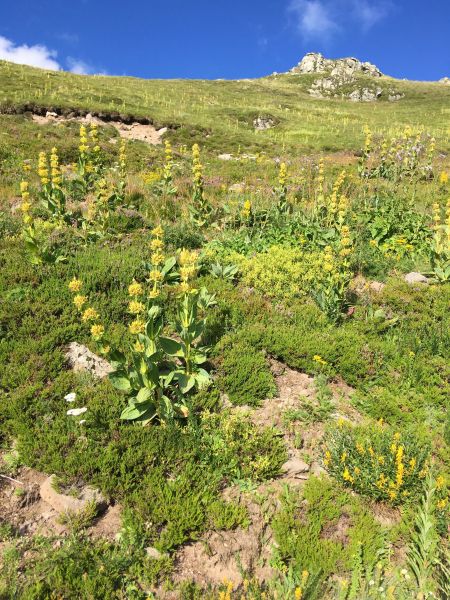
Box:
281 458 310 478
404 272 429 285
65 342 112 379
40 475 107 515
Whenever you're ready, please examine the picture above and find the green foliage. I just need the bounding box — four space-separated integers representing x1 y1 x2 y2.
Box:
0 534 171 599
323 421 430 505
201 411 287 482
218 339 276 406
272 476 385 583
238 245 324 301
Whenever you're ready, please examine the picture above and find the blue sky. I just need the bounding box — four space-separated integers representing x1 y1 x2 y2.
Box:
0 1 449 81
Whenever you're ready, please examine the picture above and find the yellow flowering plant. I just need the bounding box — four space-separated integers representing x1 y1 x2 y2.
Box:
424 199 450 282
323 421 430 506
37 148 68 224
189 143 212 227
359 128 435 182
154 139 177 197
19 178 67 265
310 226 353 323
274 161 290 214
68 228 215 425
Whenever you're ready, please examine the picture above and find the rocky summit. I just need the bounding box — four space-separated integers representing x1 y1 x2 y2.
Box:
290 52 383 78
288 52 403 102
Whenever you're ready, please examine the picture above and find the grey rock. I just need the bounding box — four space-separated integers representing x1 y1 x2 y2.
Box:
218 153 233 161
65 342 113 379
348 87 382 102
310 461 327 476
404 272 429 285
145 546 167 560
281 458 310 478
253 116 275 130
40 475 107 515
291 52 382 78
370 281 386 293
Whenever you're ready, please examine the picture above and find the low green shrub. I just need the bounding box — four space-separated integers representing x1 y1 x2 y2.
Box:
238 245 323 301
271 476 385 582
323 420 430 505
218 340 276 406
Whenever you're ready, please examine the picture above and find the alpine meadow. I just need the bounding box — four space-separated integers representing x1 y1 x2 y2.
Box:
0 49 450 600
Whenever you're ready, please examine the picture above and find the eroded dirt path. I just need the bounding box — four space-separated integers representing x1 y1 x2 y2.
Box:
31 111 167 145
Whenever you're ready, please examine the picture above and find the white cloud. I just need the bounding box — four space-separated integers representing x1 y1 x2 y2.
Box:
0 35 61 70
288 0 392 40
289 0 337 39
67 57 92 75
351 0 390 30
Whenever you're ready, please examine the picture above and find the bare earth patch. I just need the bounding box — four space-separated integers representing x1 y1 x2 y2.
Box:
31 112 167 145
0 459 121 546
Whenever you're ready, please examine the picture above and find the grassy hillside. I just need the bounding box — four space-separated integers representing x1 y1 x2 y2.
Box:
1 59 450 155
0 60 449 599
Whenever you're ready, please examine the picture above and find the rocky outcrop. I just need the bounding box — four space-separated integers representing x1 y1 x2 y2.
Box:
291 52 382 78
290 52 405 103
439 77 450 85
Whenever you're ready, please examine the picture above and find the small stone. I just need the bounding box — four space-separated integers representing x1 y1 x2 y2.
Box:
310 462 327 476
253 116 274 130
281 458 310 478
404 272 429 285
228 183 245 193
40 475 107 515
370 281 385 293
218 153 233 161
65 342 113 379
145 546 167 560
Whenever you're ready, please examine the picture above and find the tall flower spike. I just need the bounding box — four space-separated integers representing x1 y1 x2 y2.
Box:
50 147 62 187
38 151 49 186
79 124 89 157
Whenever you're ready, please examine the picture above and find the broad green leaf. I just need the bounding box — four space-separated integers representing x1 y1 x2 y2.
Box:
109 373 131 391
176 373 196 394
136 387 152 403
159 337 182 356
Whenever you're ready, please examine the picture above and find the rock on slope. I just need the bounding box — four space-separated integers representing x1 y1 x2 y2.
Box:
290 52 383 78
289 52 403 102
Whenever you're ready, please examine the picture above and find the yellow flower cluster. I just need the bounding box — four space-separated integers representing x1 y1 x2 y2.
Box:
119 139 126 170
19 180 32 224
79 125 89 156
439 171 449 185
178 248 198 294
148 225 165 299
323 245 334 273
163 139 173 181
89 123 100 154
241 198 252 220
339 225 353 258
127 279 147 335
328 170 346 219
192 143 203 187
38 151 49 186
313 354 327 365
50 147 61 187
317 157 325 202
278 162 287 187
363 125 372 156
432 199 450 254
294 571 309 599
68 278 104 340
